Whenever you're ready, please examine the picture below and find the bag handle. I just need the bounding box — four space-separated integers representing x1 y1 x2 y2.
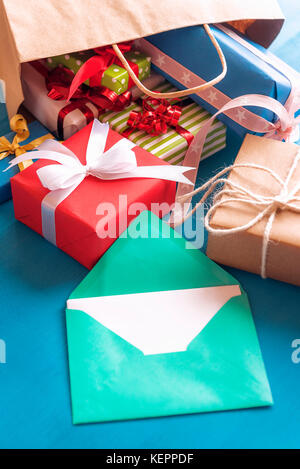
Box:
112 24 227 100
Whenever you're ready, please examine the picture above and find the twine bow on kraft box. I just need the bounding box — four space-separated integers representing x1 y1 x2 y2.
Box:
183 134 300 286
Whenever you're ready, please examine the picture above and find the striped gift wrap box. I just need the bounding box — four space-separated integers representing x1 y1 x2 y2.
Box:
99 82 226 165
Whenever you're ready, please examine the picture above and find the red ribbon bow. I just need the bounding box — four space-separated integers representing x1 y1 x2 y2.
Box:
126 97 182 135
67 41 138 102
31 61 132 140
46 65 132 110
124 97 194 146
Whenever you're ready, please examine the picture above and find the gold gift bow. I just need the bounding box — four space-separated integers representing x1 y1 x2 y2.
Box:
0 114 54 171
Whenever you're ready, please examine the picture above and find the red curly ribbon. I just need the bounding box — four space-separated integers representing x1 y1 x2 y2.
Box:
30 61 132 140
67 42 139 102
123 96 194 146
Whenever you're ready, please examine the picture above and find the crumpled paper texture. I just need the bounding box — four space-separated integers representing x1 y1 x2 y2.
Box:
0 0 284 116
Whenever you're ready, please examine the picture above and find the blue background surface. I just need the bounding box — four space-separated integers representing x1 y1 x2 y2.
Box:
0 0 299 449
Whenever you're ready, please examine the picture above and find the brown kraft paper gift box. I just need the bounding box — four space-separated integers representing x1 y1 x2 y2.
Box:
206 134 300 286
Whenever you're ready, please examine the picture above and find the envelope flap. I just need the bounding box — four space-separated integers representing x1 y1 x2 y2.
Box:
67 285 242 354
69 211 240 301
66 210 272 423
66 292 273 423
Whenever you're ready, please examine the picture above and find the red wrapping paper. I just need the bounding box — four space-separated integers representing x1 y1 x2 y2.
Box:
11 123 176 269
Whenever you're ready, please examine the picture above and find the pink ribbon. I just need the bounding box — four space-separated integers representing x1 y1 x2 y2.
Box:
170 93 300 225
136 29 300 224
216 24 300 121
136 37 300 143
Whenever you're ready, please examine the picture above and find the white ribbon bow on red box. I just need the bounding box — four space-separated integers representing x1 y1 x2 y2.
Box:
7 119 193 244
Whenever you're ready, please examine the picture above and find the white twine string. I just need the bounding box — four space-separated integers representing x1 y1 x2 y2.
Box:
177 150 300 279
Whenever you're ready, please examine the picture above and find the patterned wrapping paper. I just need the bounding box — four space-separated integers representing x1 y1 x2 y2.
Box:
22 62 164 141
99 82 227 165
46 50 151 95
140 25 298 138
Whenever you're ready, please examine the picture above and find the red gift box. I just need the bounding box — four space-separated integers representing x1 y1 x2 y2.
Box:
11 121 176 269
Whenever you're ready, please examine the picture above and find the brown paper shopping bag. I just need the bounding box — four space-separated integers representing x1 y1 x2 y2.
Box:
0 0 284 117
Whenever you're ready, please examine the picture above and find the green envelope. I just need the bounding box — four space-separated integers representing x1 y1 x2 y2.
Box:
66 211 272 424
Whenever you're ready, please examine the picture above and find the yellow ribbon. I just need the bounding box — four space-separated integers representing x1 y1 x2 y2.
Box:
0 114 54 171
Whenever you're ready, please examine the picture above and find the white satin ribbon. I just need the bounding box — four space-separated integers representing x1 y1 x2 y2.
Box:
7 120 193 245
